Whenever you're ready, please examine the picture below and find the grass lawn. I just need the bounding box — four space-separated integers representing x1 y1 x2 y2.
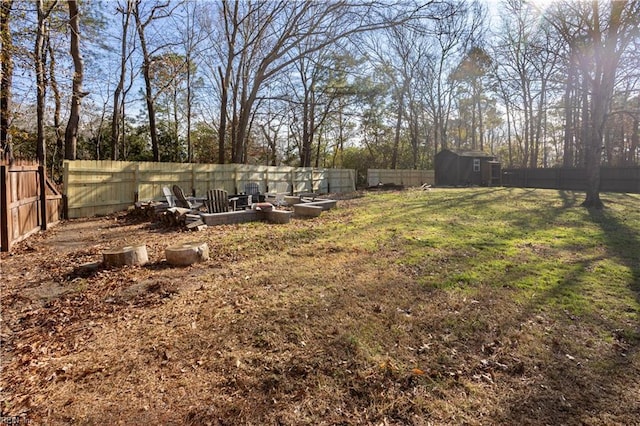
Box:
1 187 639 424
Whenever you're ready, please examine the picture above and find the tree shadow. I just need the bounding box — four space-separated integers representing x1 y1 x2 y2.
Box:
587 206 640 298
497 199 640 424
32 189 639 424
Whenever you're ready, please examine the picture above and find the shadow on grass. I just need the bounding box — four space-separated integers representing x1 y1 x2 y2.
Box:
587 207 640 295
368 188 638 423
37 189 638 424
498 200 640 424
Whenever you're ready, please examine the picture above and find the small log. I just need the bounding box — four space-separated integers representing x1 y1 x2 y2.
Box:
165 241 209 266
161 212 170 225
103 244 149 267
185 214 201 223
77 261 102 275
168 207 191 216
186 219 205 230
154 204 169 214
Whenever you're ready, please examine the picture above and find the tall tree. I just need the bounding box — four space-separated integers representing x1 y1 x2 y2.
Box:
111 0 133 160
133 0 176 162
213 0 430 164
451 45 493 151
179 1 206 163
35 0 58 167
47 31 63 172
149 52 190 161
549 0 640 208
424 0 483 156
287 48 355 167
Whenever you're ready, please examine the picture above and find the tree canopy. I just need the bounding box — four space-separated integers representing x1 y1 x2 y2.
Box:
1 0 639 205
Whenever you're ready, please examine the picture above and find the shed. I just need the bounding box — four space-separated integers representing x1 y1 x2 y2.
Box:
435 149 501 187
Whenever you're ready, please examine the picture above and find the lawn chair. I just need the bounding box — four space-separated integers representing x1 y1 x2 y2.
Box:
266 182 289 206
205 189 237 213
244 182 263 204
162 186 175 207
172 184 204 210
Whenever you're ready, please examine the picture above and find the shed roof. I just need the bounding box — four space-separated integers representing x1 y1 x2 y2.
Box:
440 148 495 158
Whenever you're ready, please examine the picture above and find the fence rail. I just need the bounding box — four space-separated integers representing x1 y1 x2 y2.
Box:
63 160 356 218
502 167 640 194
1 163 62 251
367 169 435 188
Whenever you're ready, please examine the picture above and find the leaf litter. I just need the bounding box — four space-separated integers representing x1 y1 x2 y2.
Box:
1 189 639 425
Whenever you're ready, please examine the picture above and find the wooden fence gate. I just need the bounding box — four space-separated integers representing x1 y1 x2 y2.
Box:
0 163 62 252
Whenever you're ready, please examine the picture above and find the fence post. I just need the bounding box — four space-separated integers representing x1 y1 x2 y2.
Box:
233 165 239 194
133 162 140 202
39 165 48 230
289 169 294 195
62 161 70 219
191 165 196 196
310 168 315 193
1 165 9 251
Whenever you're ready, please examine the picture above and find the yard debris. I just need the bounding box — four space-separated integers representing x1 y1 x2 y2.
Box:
133 202 198 229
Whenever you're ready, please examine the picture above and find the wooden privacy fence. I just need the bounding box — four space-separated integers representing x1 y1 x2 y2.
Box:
63 160 356 218
502 167 640 194
367 169 435 188
1 163 62 252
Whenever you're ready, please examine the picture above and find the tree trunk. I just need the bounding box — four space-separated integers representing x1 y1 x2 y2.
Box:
48 37 63 173
580 1 628 209
134 1 159 161
477 88 484 152
218 66 230 164
301 84 313 167
103 244 149 267
532 78 547 168
391 88 405 170
631 117 639 165
232 64 262 165
0 0 14 162
581 73 609 209
563 54 576 167
186 52 192 163
581 118 604 208
111 0 132 160
64 0 83 161
217 1 239 164
35 0 53 167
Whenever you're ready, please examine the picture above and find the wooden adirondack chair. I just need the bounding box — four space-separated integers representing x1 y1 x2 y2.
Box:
266 182 289 206
162 186 176 207
205 189 234 213
244 182 263 204
172 185 203 210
